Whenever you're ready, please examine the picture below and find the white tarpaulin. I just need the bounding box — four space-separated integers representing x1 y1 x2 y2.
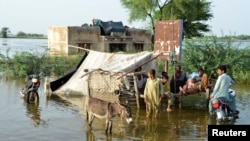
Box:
52 50 158 95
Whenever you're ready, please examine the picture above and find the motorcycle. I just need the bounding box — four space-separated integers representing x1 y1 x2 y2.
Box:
20 75 40 104
211 89 239 121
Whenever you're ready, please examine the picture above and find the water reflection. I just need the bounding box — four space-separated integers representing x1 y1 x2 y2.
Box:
142 118 161 141
22 99 49 127
207 115 237 125
0 38 8 46
26 90 250 141
24 102 41 127
44 94 51 107
49 94 81 111
58 93 209 140
1 73 247 141
85 130 114 141
29 84 249 141
86 130 95 141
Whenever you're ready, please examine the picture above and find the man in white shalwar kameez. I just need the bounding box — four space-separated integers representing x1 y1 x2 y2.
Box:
209 65 235 115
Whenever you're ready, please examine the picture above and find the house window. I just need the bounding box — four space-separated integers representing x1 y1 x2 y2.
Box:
134 43 144 52
78 43 90 53
109 43 126 52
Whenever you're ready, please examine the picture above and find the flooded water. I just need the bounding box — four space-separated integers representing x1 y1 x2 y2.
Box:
1 75 250 141
0 38 47 57
1 38 250 140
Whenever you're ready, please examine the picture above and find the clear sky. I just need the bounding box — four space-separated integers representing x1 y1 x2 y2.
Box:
0 0 249 36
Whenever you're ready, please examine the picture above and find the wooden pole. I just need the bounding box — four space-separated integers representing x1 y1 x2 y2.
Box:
133 74 140 109
68 45 90 52
164 60 168 72
79 69 100 78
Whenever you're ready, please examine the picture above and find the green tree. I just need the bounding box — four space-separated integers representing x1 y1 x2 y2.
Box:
16 31 27 37
120 0 213 39
1 50 83 77
120 0 164 34
16 31 46 38
181 37 250 82
0 27 10 38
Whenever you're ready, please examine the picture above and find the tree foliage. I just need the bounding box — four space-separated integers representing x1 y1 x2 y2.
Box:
120 0 213 38
16 31 46 38
1 50 83 78
180 37 250 82
0 27 10 38
0 27 46 38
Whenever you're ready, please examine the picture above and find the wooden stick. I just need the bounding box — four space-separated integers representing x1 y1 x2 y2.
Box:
68 45 90 52
80 69 100 78
79 68 113 78
116 52 163 79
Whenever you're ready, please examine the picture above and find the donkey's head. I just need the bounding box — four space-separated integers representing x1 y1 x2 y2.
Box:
118 102 133 124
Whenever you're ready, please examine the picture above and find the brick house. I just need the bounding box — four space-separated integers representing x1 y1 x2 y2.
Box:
48 20 152 55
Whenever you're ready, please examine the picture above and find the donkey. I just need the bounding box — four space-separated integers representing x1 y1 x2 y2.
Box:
85 96 133 134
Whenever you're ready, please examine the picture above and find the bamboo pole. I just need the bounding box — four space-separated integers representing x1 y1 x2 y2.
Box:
68 45 90 52
79 68 112 78
79 69 100 78
133 74 140 109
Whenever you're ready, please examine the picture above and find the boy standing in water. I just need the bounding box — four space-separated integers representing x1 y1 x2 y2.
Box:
144 69 163 118
161 73 172 112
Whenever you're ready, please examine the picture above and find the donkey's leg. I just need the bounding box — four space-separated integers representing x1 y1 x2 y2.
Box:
109 121 113 134
88 114 95 127
105 120 112 134
105 119 109 134
85 111 91 131
86 110 89 121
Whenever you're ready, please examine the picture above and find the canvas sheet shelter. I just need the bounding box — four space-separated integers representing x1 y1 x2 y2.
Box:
52 50 158 96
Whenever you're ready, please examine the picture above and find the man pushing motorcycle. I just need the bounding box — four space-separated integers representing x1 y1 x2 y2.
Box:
20 74 40 103
209 65 239 120
25 74 40 92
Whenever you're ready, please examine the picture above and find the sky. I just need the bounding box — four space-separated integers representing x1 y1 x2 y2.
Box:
0 0 249 36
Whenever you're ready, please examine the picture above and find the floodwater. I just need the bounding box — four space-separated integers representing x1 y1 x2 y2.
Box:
1 75 250 141
1 38 250 140
0 38 47 57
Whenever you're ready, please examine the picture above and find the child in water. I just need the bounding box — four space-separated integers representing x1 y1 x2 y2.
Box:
161 72 172 112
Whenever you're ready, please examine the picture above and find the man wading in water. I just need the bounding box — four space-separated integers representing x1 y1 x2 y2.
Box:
144 69 163 118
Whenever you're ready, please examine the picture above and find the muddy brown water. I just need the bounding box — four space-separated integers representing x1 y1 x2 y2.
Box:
0 75 250 141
